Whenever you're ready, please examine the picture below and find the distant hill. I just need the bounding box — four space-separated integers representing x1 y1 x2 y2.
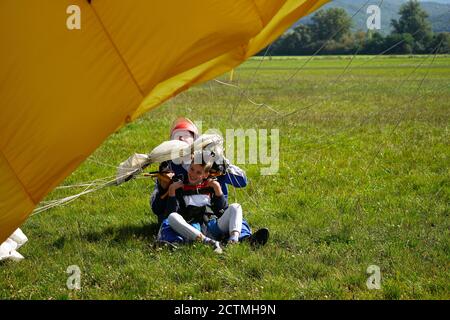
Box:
420 0 450 4
295 0 450 33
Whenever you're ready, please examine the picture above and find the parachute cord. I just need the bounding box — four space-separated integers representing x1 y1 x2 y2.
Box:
345 39 444 214
225 171 270 216
270 9 450 124
30 170 135 216
86 157 121 169
263 30 431 126
283 0 376 84
215 42 359 129
362 38 444 174
214 79 281 115
229 44 273 124
221 0 388 129
53 156 124 190
243 39 443 225
208 1 380 214
213 0 445 130
212 0 443 217
280 48 444 157
55 175 116 190
31 183 98 215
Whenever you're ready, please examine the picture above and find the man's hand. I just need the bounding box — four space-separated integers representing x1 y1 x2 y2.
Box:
168 180 183 197
158 172 175 190
210 157 230 176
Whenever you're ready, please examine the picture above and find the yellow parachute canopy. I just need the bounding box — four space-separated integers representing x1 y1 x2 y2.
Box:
0 0 327 242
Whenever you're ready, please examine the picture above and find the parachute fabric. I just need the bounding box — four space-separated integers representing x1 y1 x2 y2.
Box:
0 0 328 242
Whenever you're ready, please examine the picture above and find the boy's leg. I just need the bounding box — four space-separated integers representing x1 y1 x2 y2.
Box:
167 213 202 241
168 213 223 253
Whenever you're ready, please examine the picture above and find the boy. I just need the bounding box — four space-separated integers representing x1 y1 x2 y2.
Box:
158 160 244 253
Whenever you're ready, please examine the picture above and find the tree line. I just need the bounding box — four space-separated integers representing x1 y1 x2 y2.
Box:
269 0 450 55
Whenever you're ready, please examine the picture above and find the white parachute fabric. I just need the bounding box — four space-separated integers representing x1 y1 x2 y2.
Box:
148 140 192 164
192 134 224 153
0 228 28 262
192 134 225 166
116 153 151 185
115 134 225 184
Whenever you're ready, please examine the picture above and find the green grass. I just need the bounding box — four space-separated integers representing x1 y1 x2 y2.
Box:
1 55 449 300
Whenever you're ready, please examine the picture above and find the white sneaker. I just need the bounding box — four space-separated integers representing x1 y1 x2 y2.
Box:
212 241 223 254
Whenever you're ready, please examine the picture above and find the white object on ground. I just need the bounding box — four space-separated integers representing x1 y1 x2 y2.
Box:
0 228 28 262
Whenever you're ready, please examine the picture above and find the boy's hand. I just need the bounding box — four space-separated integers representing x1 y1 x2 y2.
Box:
168 180 183 197
206 178 219 188
206 179 223 196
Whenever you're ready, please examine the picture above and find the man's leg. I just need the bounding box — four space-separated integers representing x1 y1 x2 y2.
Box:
217 203 243 243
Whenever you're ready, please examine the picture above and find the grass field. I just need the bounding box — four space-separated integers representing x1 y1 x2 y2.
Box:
1 55 449 299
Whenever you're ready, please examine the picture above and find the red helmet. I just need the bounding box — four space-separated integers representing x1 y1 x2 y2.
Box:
170 117 198 139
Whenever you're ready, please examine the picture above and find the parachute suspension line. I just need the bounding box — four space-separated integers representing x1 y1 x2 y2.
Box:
208 49 275 212
52 158 119 190
192 1 440 218
55 174 117 190
223 26 361 130
362 38 444 174
210 1 416 203
225 171 273 216
236 1 387 127
55 180 111 190
208 81 215 103
229 69 235 82
331 45 362 84
220 0 445 166
283 0 376 84
281 33 444 151
30 170 136 216
222 0 388 130
53 155 142 190
195 78 266 211
214 79 281 115
210 1 389 132
31 182 100 216
232 180 238 205
263 30 437 126
280 51 446 157
208 0 447 197
270 3 450 125
283 36 446 159
347 39 444 210
86 157 121 169
287 43 363 116
228 44 273 124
